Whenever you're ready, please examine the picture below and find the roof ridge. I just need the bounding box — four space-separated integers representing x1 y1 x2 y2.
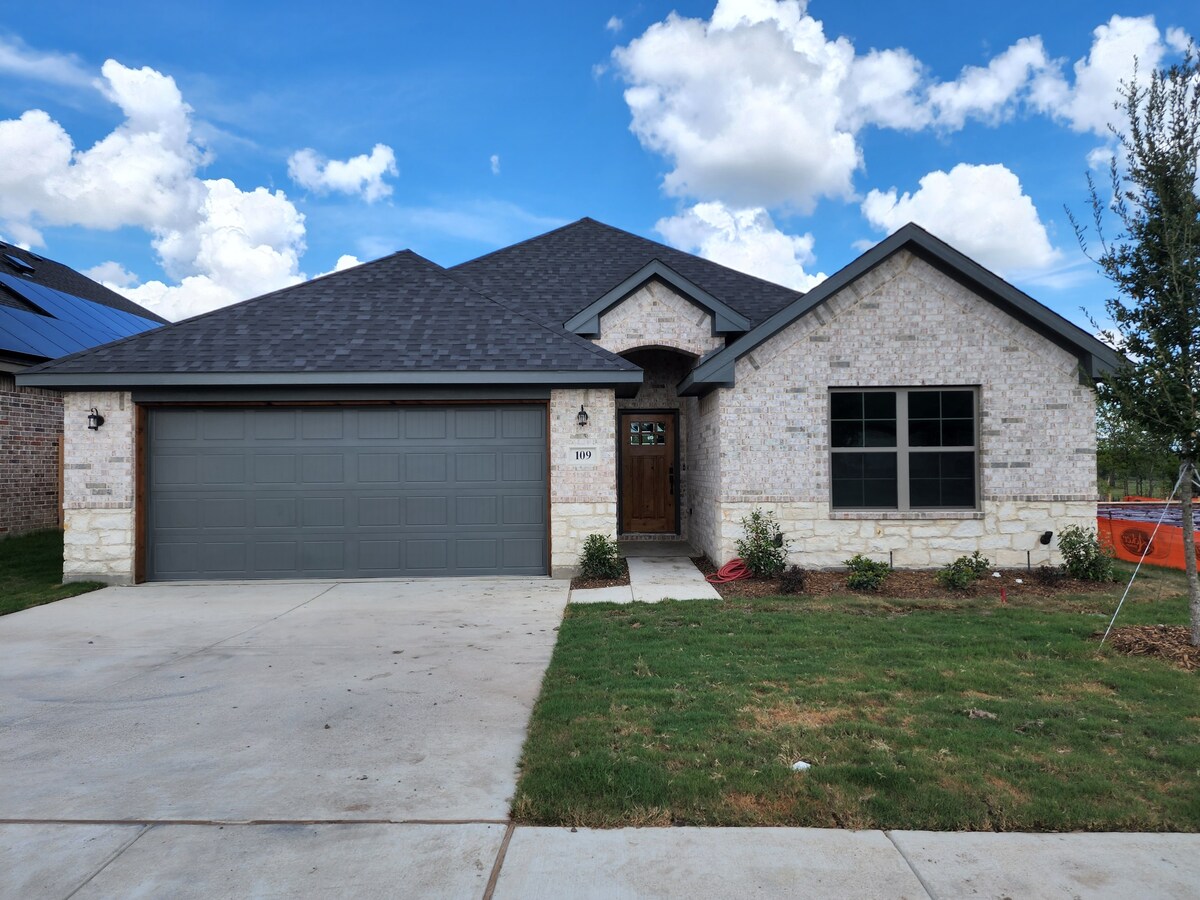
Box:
580 218 810 299
449 217 590 270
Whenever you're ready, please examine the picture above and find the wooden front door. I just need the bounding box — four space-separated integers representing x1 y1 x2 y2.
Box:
619 411 678 534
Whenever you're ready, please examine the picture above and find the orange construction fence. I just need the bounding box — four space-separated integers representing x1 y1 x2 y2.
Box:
1097 507 1200 571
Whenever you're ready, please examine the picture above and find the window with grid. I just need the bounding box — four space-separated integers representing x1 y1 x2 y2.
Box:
830 388 977 510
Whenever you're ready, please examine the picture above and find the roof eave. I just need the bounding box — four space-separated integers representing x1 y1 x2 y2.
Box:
16 369 645 390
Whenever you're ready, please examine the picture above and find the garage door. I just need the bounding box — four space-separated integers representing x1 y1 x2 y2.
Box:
146 405 547 581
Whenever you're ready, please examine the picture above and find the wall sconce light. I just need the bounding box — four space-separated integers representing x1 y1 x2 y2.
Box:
87 407 105 431
1039 530 1053 545
576 405 589 427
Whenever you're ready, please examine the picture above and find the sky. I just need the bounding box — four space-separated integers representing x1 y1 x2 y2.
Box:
0 0 1195 327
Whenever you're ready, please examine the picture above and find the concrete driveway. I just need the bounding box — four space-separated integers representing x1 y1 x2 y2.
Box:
0 578 568 898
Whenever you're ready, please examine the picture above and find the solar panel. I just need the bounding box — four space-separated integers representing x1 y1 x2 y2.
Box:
5 254 34 274
0 274 160 342
0 306 91 358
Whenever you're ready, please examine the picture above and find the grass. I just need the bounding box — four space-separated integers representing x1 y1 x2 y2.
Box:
514 563 1200 831
0 529 105 616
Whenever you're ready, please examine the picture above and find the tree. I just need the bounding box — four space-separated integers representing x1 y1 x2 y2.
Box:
1095 389 1179 498
1075 48 1200 645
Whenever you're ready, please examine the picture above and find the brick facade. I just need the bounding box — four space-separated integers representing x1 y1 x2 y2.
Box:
596 280 725 358
549 388 618 577
0 373 63 536
706 250 1097 567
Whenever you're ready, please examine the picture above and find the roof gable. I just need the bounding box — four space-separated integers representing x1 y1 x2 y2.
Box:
680 223 1124 396
563 259 751 337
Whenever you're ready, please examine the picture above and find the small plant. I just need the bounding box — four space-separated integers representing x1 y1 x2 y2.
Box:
844 554 891 591
780 565 807 595
579 533 622 580
735 508 790 578
1057 524 1116 582
935 551 991 590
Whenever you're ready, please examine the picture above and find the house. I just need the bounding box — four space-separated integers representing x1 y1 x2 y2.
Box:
0 243 165 537
17 219 1120 583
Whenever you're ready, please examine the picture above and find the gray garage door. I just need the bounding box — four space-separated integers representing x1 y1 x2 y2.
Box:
146 405 547 581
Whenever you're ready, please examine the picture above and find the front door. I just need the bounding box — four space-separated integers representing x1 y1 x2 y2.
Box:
619 411 677 534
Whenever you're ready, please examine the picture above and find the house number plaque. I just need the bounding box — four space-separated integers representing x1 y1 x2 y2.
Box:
567 446 598 466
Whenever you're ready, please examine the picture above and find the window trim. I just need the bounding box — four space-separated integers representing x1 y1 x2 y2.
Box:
829 386 980 512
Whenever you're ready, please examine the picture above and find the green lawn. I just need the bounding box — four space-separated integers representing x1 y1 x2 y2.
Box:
0 529 105 616
514 565 1199 831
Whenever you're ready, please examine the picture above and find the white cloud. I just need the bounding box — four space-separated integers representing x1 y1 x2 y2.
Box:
0 58 312 321
287 143 397 203
928 37 1056 129
614 4 1190 209
861 163 1061 275
315 254 363 278
83 260 137 288
0 35 93 89
656 201 826 291
606 16 623 33
490 153 501 175
1031 15 1186 136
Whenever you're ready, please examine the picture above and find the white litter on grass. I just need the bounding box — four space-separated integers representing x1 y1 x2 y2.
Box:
791 761 812 771
992 571 1001 578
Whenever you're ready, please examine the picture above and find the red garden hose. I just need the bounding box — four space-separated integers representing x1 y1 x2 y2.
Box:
706 558 752 583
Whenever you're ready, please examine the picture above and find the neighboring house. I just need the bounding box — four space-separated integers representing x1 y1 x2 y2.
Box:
0 243 166 537
17 219 1120 583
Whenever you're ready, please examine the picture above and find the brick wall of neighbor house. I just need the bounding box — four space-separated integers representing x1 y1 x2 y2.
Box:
0 373 63 536
549 387 617 577
615 348 698 541
712 250 1097 568
62 391 136 583
596 280 725 358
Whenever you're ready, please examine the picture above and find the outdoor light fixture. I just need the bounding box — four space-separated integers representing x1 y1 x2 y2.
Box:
1039 531 1053 545
576 405 589 427
87 407 105 431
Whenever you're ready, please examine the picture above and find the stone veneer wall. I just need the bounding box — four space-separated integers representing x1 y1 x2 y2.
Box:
596 280 725 357
687 388 722 562
710 250 1097 568
62 391 136 583
0 373 63 536
549 388 617 577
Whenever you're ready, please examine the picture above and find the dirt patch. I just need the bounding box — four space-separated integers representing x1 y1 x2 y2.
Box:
692 555 1112 601
1102 625 1198 671
723 791 797 823
742 703 847 730
571 559 630 590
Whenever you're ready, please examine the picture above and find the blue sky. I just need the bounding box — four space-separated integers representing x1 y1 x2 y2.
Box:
0 0 1195 324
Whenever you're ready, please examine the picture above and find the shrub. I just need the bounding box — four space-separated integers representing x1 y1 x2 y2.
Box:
579 534 622 580
935 551 991 590
780 565 808 595
1057 524 1116 582
844 554 891 591
735 508 790 578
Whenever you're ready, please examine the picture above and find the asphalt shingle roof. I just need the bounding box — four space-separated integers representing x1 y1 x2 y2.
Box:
451 217 803 328
0 242 168 323
27 250 637 376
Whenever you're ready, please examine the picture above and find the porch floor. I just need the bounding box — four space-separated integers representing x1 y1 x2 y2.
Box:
617 540 699 559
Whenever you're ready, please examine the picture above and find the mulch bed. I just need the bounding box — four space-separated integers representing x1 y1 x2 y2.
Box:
570 559 630 590
690 556 1109 600
1102 625 1198 671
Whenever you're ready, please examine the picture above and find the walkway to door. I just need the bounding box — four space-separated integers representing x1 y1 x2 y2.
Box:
571 541 721 603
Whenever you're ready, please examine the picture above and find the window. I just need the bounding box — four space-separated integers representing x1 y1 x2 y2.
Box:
830 388 977 510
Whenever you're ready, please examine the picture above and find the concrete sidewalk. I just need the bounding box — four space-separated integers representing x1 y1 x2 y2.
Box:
571 554 721 603
5 823 1197 898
